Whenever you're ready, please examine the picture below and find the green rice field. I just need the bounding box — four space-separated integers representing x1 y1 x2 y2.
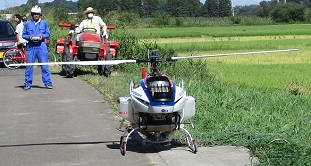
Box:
125 24 311 38
144 32 311 91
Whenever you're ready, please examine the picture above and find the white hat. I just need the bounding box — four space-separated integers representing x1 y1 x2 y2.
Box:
84 7 96 14
31 5 41 14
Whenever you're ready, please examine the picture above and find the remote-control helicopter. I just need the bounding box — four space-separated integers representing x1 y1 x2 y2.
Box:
8 48 299 155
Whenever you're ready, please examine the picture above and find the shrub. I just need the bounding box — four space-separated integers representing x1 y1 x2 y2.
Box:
175 17 185 26
152 13 171 26
231 16 241 24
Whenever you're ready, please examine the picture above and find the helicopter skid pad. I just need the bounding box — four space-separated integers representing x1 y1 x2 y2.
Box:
142 139 172 146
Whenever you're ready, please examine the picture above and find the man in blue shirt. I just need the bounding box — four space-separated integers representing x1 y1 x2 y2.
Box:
22 5 53 90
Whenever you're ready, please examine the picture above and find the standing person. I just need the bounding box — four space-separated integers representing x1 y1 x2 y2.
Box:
15 16 27 49
76 6 108 41
14 14 21 25
22 5 53 90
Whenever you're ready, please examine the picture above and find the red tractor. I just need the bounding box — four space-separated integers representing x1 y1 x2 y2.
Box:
56 23 119 77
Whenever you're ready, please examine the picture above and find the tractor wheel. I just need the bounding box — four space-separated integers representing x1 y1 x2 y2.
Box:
98 43 112 77
97 57 104 76
62 40 75 78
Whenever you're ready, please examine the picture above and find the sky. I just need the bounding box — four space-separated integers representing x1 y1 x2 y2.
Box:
1 0 268 11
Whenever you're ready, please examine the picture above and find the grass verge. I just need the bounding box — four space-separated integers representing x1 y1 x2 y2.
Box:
74 59 310 166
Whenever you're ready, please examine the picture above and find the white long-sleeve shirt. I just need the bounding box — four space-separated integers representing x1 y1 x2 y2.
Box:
76 16 107 37
15 22 27 45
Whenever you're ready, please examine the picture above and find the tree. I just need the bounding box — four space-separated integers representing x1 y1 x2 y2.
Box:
219 0 232 17
187 0 202 17
259 1 273 17
270 3 305 22
43 0 78 13
165 0 188 17
234 5 262 16
27 0 39 7
201 1 209 17
143 0 161 17
286 0 303 3
205 0 232 18
176 0 188 17
207 0 219 17
165 0 176 16
78 0 96 13
95 0 119 16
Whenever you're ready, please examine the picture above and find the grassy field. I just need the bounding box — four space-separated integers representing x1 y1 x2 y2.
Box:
123 24 311 38
147 35 311 91
52 24 311 166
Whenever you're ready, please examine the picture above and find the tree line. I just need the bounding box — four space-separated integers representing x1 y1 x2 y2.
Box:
74 0 311 22
77 0 232 18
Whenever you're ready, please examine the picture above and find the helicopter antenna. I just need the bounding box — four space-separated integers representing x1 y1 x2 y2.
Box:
147 50 150 73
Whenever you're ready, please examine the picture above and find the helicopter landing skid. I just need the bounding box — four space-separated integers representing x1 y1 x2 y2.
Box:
180 124 198 153
119 124 197 155
119 126 139 156
141 138 172 146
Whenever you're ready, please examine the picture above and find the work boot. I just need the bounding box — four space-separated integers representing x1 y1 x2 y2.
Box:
24 86 31 91
46 85 53 89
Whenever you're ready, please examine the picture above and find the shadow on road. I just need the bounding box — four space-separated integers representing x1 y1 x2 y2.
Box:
107 130 182 155
0 141 118 148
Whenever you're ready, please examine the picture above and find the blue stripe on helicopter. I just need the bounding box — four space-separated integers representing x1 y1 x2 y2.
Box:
140 79 176 106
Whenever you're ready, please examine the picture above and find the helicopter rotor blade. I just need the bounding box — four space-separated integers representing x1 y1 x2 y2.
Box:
170 49 299 60
8 60 137 67
7 49 298 67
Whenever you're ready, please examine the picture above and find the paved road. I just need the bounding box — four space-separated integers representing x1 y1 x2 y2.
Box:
0 65 257 166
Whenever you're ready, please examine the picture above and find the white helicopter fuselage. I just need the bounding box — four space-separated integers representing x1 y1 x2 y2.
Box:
118 75 195 132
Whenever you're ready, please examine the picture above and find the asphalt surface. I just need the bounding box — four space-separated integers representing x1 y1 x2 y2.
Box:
0 64 258 166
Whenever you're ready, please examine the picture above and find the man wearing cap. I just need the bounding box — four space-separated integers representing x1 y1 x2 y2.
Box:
76 7 108 41
22 5 53 90
15 16 28 49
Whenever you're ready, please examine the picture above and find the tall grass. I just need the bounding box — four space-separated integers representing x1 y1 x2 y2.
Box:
186 81 311 165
